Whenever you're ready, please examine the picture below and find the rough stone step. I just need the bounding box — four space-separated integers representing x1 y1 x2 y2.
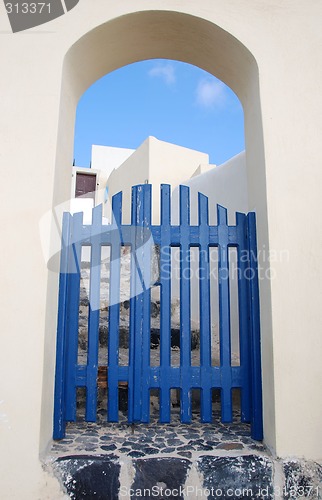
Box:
53 455 322 500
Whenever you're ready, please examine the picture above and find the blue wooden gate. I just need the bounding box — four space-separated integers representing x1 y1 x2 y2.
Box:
53 184 263 440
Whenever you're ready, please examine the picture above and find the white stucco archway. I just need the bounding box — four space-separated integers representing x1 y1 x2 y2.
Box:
48 8 273 448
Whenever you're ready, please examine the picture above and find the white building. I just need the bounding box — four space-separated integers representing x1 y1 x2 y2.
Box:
71 136 247 221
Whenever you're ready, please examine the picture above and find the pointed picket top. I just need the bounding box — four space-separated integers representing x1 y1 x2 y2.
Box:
72 209 84 226
91 203 102 223
161 184 171 226
142 183 152 226
90 204 103 237
61 211 72 249
111 191 123 226
70 211 84 259
217 204 228 226
130 183 153 227
198 192 209 226
161 183 171 192
236 211 246 225
179 185 190 225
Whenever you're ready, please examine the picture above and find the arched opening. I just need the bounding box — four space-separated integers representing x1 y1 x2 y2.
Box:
44 10 273 453
72 60 245 168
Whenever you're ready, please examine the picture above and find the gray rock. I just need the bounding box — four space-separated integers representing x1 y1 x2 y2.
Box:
198 455 273 499
54 455 120 500
131 458 191 499
283 459 322 499
99 325 108 345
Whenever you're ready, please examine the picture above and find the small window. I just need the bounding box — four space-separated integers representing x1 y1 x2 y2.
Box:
75 173 96 201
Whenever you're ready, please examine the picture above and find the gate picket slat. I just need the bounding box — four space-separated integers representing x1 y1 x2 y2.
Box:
127 187 137 423
179 185 192 423
247 213 263 440
217 205 233 423
65 211 83 422
198 193 212 422
128 186 144 422
141 184 152 422
86 205 102 421
53 212 72 439
108 192 122 422
236 212 251 422
159 184 172 422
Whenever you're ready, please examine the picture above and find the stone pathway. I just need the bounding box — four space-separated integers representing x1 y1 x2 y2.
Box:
49 406 266 460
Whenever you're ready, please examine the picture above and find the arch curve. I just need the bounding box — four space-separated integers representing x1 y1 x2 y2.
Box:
65 10 257 104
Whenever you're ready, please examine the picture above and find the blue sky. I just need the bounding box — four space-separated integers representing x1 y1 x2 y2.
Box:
74 60 244 168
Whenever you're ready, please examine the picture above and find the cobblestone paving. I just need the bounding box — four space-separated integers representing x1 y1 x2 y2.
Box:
49 406 267 460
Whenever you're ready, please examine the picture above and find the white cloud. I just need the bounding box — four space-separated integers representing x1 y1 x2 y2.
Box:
195 78 226 109
148 63 176 85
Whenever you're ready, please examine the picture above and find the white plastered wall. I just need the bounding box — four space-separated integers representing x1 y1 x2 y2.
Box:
0 1 322 497
106 137 150 223
91 144 135 176
147 136 209 223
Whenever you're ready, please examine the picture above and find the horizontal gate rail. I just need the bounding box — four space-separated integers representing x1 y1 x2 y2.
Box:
53 183 263 441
